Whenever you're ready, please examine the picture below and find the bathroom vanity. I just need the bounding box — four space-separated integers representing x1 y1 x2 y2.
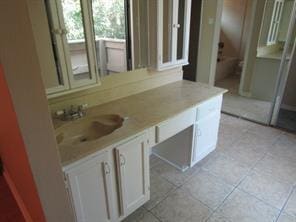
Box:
54 80 226 222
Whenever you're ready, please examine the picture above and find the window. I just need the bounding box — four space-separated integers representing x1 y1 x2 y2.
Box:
267 0 285 45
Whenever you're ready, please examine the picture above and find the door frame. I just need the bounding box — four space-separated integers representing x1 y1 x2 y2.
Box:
270 0 296 125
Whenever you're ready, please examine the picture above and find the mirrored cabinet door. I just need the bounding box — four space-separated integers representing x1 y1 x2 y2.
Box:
46 0 100 96
44 0 149 97
59 0 98 88
57 0 99 88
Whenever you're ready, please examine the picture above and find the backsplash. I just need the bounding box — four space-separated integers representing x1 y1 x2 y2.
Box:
48 67 183 113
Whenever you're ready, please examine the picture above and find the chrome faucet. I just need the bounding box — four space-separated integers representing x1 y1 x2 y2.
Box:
55 104 88 121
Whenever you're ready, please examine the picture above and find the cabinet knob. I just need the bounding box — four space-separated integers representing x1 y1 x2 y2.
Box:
173 24 181 28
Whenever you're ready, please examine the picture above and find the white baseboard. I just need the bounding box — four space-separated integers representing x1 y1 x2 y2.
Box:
3 171 33 222
238 90 252 97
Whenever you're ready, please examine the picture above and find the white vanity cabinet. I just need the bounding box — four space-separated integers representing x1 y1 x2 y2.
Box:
148 0 192 71
115 133 150 218
191 96 222 165
65 151 116 222
62 94 224 222
64 132 150 222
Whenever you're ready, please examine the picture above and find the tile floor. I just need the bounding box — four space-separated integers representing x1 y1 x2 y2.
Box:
277 109 296 132
215 75 272 124
123 114 296 222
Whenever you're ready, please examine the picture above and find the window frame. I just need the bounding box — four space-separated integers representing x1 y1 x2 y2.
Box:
267 0 285 45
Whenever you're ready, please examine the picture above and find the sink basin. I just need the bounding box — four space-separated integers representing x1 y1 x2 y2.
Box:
56 114 124 145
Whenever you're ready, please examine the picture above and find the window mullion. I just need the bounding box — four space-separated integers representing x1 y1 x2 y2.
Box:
80 0 100 84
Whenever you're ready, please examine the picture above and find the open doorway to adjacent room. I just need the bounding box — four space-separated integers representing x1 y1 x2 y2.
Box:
215 0 296 125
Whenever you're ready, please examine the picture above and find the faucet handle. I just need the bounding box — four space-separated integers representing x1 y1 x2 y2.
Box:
78 104 88 111
78 104 88 117
55 110 65 117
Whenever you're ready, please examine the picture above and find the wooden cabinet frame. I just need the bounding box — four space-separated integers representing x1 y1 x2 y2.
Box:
150 0 192 71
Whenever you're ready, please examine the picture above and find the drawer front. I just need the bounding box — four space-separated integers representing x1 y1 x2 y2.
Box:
156 108 196 143
196 95 222 121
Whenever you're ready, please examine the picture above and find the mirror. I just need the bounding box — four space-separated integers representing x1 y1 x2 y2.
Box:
258 0 295 57
99 0 147 76
61 0 92 83
45 0 148 95
63 0 148 78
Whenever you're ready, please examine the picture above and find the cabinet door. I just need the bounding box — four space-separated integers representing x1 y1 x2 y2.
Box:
115 134 150 217
157 0 191 70
192 111 221 164
66 152 115 222
47 0 99 92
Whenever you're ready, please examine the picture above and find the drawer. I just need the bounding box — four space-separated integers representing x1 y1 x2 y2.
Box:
196 95 222 121
156 108 196 143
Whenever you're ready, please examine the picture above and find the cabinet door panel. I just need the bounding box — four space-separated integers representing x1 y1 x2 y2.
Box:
115 134 150 217
67 153 114 222
193 111 220 164
156 0 191 70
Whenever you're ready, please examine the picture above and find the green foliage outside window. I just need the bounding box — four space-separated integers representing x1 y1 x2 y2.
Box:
62 0 126 41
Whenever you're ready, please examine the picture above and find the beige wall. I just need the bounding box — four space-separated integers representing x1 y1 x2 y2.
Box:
0 0 75 221
283 48 296 108
28 0 60 89
240 0 266 94
220 0 250 60
197 0 223 85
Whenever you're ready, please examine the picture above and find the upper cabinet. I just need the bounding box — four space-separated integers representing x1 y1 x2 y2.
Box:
149 0 192 71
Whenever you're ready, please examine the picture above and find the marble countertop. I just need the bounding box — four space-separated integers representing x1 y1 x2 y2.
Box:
54 80 227 167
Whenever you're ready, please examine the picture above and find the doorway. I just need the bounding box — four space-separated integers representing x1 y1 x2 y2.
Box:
271 2 296 132
183 0 202 81
214 0 296 125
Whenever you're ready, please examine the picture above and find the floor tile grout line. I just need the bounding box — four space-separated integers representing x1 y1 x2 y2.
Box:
205 130 295 221
146 185 179 212
147 167 215 222
147 209 162 222
143 183 177 211
205 149 270 222
275 187 295 222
